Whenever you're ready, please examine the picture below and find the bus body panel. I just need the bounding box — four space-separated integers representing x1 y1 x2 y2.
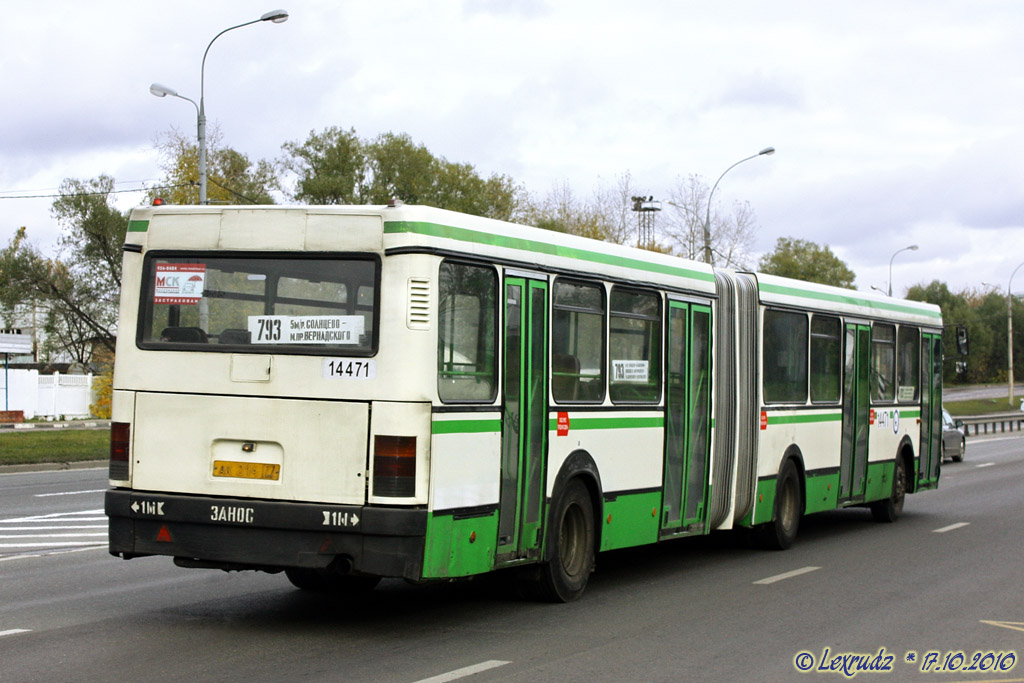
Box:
131 392 369 505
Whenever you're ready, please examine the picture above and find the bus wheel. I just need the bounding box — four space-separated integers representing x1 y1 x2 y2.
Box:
758 459 801 550
870 456 907 523
537 479 595 602
285 567 381 593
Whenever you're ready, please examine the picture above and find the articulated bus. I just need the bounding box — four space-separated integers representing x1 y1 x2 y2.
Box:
106 203 944 601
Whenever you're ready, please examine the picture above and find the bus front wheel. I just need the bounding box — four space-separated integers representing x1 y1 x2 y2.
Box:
758 459 802 550
537 479 595 602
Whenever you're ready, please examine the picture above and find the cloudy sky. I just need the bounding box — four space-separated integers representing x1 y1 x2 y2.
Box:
2 1 1022 296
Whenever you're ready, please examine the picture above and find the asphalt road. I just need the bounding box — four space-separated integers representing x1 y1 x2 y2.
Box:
2 435 1023 682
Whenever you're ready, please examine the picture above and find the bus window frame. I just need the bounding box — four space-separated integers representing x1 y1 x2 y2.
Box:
437 259 499 404
135 250 382 356
608 285 662 405
551 277 607 405
762 307 810 405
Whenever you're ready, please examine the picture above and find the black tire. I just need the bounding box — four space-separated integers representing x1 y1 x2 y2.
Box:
536 479 595 602
870 456 907 523
757 459 802 550
285 567 381 593
952 438 965 463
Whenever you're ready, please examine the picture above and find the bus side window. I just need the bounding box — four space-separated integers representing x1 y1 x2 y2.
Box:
437 261 497 402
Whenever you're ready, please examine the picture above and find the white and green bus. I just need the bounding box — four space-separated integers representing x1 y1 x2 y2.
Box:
106 203 945 601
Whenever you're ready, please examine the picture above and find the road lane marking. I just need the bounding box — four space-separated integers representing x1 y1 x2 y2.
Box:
754 566 821 585
0 541 107 548
414 660 511 683
976 463 995 468
4 509 104 523
0 629 31 638
933 522 970 533
0 532 106 539
0 525 105 531
34 489 105 497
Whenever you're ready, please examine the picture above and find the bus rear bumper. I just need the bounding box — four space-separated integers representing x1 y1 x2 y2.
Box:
105 489 427 580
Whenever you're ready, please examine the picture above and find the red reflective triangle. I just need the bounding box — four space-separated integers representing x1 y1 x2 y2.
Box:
156 525 173 543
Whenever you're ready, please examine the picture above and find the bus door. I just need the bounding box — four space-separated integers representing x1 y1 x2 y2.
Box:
918 333 943 488
839 323 871 502
497 276 549 561
661 302 712 534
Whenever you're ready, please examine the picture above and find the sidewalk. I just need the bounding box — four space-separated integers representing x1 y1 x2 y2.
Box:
0 419 111 432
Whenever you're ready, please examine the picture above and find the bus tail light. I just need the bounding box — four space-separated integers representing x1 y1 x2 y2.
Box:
373 435 416 497
110 422 130 480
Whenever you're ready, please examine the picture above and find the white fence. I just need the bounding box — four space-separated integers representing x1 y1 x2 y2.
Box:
0 370 94 419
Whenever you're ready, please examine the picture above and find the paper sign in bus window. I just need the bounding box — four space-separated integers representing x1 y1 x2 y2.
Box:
154 263 206 305
248 315 365 345
612 359 649 382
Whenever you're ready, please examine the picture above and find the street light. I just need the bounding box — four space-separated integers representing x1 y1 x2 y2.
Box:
887 244 918 297
703 146 775 265
150 9 289 204
1008 261 1024 407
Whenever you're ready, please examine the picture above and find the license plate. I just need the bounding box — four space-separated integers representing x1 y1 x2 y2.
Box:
212 460 280 481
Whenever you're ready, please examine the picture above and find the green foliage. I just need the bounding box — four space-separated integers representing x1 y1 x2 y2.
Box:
907 281 1024 389
0 176 126 361
151 127 278 205
281 128 522 220
758 237 856 288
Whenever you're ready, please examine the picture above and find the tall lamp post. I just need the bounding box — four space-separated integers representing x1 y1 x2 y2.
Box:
1008 261 1024 407
150 9 289 204
703 146 775 265
887 244 918 296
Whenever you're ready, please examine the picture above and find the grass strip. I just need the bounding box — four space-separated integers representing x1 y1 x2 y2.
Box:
0 429 108 466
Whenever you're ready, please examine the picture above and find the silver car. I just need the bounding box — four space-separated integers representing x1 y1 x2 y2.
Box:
941 408 966 462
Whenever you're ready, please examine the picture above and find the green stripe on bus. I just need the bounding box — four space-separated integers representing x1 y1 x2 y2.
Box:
759 282 942 319
766 412 842 425
431 419 502 435
128 220 149 232
547 415 664 431
384 221 715 282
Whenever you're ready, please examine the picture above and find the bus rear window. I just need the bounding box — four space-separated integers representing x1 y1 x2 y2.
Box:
138 254 378 354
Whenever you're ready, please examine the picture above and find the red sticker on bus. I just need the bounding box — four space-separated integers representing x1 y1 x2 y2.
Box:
557 412 569 436
870 409 876 425
760 411 768 430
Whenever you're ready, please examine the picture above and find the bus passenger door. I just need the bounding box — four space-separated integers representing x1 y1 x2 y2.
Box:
661 302 712 534
918 333 942 489
497 277 549 561
839 323 870 502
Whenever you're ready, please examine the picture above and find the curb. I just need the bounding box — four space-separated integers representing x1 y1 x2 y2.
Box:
0 420 111 431
0 460 107 474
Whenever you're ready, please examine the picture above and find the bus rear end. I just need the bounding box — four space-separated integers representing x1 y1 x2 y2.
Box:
105 206 432 585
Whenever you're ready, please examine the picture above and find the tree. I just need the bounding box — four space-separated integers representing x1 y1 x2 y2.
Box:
0 176 126 362
661 174 759 268
280 127 523 220
758 237 856 288
151 127 278 205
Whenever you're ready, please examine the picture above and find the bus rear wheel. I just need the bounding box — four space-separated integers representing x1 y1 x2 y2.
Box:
536 479 595 602
757 459 801 550
870 456 907 523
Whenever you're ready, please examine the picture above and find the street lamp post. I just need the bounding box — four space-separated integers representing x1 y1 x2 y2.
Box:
150 9 289 204
887 244 918 297
1008 261 1024 407
703 146 775 265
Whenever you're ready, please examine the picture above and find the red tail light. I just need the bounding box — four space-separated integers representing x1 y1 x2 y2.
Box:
373 435 416 497
110 422 130 480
